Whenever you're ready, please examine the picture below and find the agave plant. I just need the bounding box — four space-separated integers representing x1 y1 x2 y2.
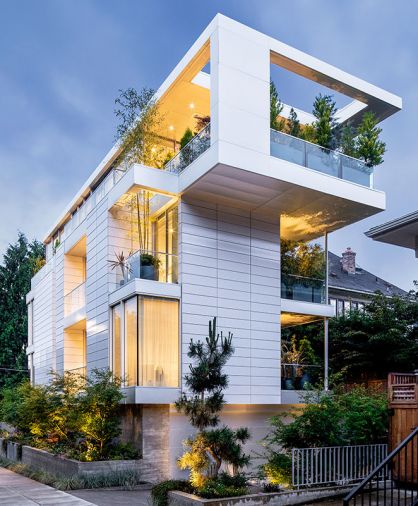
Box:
108 251 132 281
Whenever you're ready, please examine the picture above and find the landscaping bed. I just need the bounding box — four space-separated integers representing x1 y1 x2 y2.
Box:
167 486 352 506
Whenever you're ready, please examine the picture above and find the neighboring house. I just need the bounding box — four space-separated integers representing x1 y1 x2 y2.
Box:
25 14 402 479
366 210 418 258
328 247 406 316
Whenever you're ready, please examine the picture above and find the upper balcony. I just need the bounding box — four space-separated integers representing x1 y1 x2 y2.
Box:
41 14 401 254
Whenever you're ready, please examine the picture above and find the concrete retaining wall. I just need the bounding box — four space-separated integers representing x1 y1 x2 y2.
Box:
169 486 352 506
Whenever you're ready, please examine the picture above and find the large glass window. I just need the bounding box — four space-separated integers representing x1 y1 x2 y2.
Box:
125 298 138 386
113 296 179 388
112 305 122 378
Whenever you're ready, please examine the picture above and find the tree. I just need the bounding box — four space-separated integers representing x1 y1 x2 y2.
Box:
281 239 325 279
264 387 388 450
312 94 338 149
356 111 386 166
329 291 418 382
0 233 45 390
339 123 357 157
114 87 165 168
287 108 301 138
175 318 250 486
270 81 285 131
176 317 233 431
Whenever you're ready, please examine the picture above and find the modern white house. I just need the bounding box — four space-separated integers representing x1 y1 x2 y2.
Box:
26 14 401 478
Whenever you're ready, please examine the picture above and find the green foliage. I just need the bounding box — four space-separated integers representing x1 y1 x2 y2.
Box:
0 369 127 462
114 87 165 167
312 94 338 149
264 387 388 450
286 108 300 137
329 291 418 382
151 480 194 506
356 111 386 166
178 427 250 487
0 457 143 490
262 453 292 487
77 369 124 461
197 478 247 499
270 81 285 131
280 239 325 279
180 128 194 149
175 317 234 431
175 318 250 487
0 233 45 390
339 124 357 157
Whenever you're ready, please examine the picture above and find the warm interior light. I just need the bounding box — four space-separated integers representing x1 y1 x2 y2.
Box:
189 103 195 109
168 125 174 131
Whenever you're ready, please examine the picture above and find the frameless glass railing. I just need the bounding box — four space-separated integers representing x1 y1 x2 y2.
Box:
64 282 86 316
270 129 373 187
281 363 322 391
115 249 178 288
164 123 211 174
281 273 325 304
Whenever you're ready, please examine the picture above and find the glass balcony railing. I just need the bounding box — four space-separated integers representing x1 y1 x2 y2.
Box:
281 363 322 391
116 249 178 287
64 282 86 316
270 129 373 187
164 123 211 174
281 273 325 304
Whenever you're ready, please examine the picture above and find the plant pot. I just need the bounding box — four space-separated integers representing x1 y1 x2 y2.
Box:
140 265 157 280
300 372 311 390
284 378 294 390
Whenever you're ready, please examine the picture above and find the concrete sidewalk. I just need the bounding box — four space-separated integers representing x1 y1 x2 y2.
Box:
69 488 151 506
0 467 95 505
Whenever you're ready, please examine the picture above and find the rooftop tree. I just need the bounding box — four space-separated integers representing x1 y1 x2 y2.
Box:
312 94 338 149
355 111 386 167
270 81 285 131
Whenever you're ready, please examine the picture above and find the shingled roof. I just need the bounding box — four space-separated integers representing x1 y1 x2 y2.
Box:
328 251 406 297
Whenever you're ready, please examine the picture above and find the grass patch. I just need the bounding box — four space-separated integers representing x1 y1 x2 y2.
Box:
0 456 144 490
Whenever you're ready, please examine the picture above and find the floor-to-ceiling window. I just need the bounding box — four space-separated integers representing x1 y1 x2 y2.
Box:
112 296 179 388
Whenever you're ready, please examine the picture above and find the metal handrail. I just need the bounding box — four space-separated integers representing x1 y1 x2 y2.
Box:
282 273 325 283
343 427 418 505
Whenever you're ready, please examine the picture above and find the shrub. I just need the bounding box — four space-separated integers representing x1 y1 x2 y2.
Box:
265 387 388 450
197 479 247 499
262 453 292 487
151 480 194 506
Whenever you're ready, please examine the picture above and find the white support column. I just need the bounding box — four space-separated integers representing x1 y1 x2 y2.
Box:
324 317 329 392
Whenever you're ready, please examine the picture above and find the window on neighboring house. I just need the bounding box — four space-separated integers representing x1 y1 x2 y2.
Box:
337 299 344 316
329 298 337 316
351 301 359 311
358 302 365 312
112 296 179 388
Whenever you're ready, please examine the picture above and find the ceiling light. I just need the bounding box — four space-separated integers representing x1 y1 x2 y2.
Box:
189 103 195 109
168 125 174 131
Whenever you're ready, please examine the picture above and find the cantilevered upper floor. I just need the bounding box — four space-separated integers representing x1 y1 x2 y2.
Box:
41 13 401 260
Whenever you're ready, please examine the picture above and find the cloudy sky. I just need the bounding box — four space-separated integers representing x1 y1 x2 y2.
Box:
0 0 416 290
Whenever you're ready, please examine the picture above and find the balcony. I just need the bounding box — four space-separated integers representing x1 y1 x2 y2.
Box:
270 129 373 188
281 363 322 391
64 282 86 317
116 249 178 288
281 273 325 304
164 123 210 174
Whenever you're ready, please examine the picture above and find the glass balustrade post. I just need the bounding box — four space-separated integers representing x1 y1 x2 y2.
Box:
338 156 343 179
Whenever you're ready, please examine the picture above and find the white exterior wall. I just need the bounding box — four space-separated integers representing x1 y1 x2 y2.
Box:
180 198 281 405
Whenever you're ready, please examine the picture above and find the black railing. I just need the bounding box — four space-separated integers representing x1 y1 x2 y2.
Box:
343 427 418 505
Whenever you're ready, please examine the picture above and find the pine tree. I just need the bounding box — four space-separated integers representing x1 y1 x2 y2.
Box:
356 111 386 167
287 107 301 137
270 81 285 131
339 124 357 157
312 94 338 149
175 318 250 485
176 317 233 431
0 233 45 389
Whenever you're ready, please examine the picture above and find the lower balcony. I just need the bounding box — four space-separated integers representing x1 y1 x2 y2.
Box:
281 273 325 304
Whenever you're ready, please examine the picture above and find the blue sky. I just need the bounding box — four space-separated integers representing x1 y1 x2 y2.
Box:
0 0 417 289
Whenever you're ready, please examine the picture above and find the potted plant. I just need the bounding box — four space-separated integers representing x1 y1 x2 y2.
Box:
108 251 132 285
140 253 161 281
